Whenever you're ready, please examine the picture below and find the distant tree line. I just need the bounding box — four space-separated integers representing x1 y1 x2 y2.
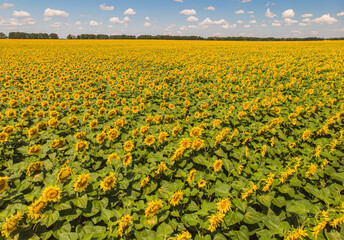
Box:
7 32 59 39
67 34 136 39
67 34 344 41
0 32 7 39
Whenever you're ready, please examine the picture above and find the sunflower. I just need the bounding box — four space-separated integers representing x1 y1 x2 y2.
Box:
3 125 15 134
175 231 192 240
28 145 41 156
187 169 196 184
0 176 9 194
107 153 120 164
170 190 183 206
302 130 312 141
198 180 207 188
26 161 43 176
171 147 184 161
28 197 47 219
48 118 60 128
89 119 98 129
67 116 78 126
42 185 62 202
0 132 8 143
123 140 134 152
1 212 22 238
108 128 120 140
96 132 107 144
5 109 16 118
179 138 191 149
98 107 106 116
145 200 163 219
100 173 117 192
289 142 296 149
75 141 88 151
140 176 150 188
57 166 73 183
116 215 133 237
213 159 223 172
158 132 168 143
123 153 132 166
216 198 232 213
192 138 204 150
190 127 203 138
73 173 91 192
140 126 150 136
155 162 167 176
144 135 155 146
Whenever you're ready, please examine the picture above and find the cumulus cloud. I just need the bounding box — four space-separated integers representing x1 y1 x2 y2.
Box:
145 17 150 21
301 13 313 18
242 0 251 2
44 8 69 17
50 22 62 28
237 20 243 24
265 8 276 18
337 12 344 17
144 22 151 27
100 3 114 11
75 21 81 25
89 20 100 26
13 10 31 18
244 24 251 28
247 11 254 14
174 0 183 2
198 17 228 28
284 18 298 25
123 8 136 15
109 16 130 24
205 6 215 11
0 16 36 26
180 9 196 15
291 30 302 34
282 9 295 18
235 10 245 14
272 20 281 26
0 3 14 9
187 16 198 22
311 31 319 35
249 20 256 24
222 23 236 29
312 14 338 24
298 22 309 27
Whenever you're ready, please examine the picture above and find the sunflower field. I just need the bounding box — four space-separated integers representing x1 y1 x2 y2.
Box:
1 39 344 240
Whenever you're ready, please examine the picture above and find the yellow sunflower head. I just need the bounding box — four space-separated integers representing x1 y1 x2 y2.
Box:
42 185 62 202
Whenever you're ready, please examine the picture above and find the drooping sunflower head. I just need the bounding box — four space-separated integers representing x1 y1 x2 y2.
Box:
28 197 47 220
213 159 223 172
73 173 91 192
75 141 88 152
0 211 23 238
170 190 183 207
123 153 132 166
26 161 43 176
42 185 62 202
0 176 9 194
28 145 41 156
57 166 73 183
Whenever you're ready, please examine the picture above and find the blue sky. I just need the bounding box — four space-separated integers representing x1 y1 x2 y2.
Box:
0 0 344 38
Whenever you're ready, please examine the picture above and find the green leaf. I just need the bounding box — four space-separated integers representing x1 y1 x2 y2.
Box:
181 214 199 227
157 222 174 237
213 181 231 197
58 232 79 240
224 211 244 226
42 211 60 228
101 208 115 223
73 194 88 208
243 207 261 225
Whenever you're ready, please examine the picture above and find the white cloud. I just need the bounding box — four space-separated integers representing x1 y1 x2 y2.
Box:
222 23 236 29
312 14 338 24
123 8 136 15
13 10 30 18
291 30 302 34
242 0 251 2
311 31 319 35
180 9 196 15
89 20 100 26
44 8 69 17
282 9 295 18
100 3 114 11
44 17 52 22
336 12 344 17
198 17 228 28
237 20 243 24
174 0 183 2
205 6 215 11
244 24 251 28
249 20 256 24
302 18 311 23
0 16 36 26
144 22 151 27
301 13 313 18
187 16 198 22
266 2 275 7
265 8 276 18
145 17 150 21
261 24 267 27
235 10 245 14
272 20 281 26
50 22 62 28
247 11 254 14
109 16 130 24
75 21 81 25
0 3 14 9
284 18 297 24
298 23 309 27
